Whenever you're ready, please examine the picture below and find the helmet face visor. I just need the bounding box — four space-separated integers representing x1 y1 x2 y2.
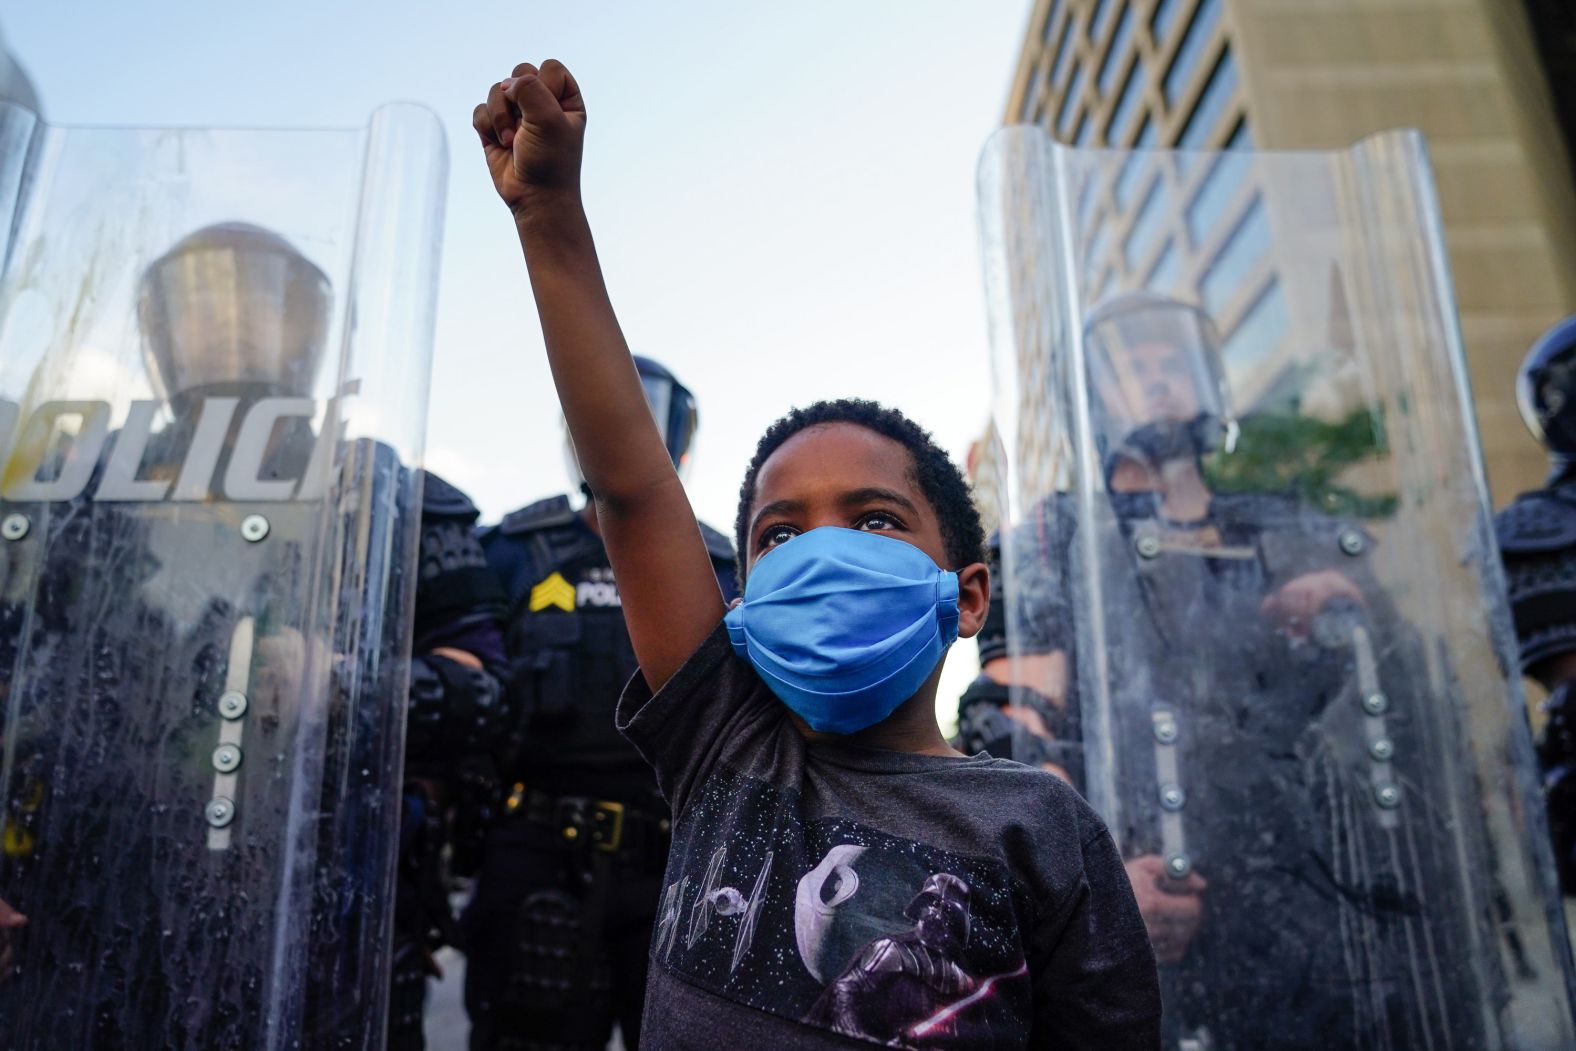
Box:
139 226 331 401
563 366 700 491
638 368 698 473
640 372 674 442
1084 298 1229 468
1518 321 1576 457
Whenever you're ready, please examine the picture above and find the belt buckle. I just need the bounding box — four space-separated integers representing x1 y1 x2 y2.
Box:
589 800 626 853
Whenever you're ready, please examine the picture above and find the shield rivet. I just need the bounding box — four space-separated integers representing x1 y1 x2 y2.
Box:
1361 692 1390 716
1338 530 1365 557
212 744 243 773
205 797 236 828
1153 716 1179 744
240 514 270 543
1164 853 1192 880
1159 784 1186 811
1 514 29 541
218 692 249 720
1135 534 1162 560
1374 784 1401 809
1369 738 1395 762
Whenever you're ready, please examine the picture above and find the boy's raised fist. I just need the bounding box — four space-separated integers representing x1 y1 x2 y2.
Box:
473 59 586 216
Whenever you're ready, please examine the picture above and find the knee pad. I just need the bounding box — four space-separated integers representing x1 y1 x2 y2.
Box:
479 889 614 1051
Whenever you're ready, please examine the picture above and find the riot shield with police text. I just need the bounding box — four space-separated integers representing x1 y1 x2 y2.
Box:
980 127 1575 1049
0 103 446 1049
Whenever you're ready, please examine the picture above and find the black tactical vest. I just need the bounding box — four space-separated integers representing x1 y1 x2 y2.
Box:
481 495 736 802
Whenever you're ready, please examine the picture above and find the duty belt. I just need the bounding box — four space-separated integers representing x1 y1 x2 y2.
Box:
503 784 670 859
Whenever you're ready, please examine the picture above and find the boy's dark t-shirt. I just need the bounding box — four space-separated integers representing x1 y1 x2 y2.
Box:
617 623 1161 1049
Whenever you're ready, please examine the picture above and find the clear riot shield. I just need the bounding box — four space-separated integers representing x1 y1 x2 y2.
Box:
980 127 1576 1049
0 103 446 1049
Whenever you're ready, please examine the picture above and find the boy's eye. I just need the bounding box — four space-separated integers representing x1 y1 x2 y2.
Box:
759 524 798 549
857 511 902 532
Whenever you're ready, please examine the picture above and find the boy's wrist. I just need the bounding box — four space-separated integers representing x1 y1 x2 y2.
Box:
511 185 586 232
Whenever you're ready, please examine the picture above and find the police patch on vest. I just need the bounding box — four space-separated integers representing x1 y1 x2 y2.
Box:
575 569 623 608
529 572 576 613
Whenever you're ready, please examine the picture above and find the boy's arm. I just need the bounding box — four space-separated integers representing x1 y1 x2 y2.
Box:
474 60 726 690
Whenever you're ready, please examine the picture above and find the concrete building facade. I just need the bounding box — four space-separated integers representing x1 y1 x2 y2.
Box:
999 0 1576 505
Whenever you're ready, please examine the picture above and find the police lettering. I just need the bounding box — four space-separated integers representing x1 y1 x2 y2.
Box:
576 580 622 608
0 396 341 503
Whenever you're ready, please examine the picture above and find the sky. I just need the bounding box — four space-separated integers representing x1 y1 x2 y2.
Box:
1 0 1035 717
0 0 1033 530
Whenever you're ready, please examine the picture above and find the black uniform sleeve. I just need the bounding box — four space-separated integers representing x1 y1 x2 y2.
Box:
405 476 509 767
989 496 1076 662
412 472 502 644
414 517 508 661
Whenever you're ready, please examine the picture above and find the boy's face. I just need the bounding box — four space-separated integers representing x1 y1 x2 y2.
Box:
745 422 952 572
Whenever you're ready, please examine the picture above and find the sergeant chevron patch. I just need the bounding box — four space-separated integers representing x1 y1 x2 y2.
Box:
529 572 577 613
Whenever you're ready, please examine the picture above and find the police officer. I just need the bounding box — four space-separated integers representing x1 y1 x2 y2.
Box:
464 357 735 1051
1495 313 1576 896
1 223 368 1047
145 227 513 1051
1026 292 1490 1049
0 223 508 1049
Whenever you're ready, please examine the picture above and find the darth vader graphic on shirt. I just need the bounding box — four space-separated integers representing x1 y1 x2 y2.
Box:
652 767 1032 1049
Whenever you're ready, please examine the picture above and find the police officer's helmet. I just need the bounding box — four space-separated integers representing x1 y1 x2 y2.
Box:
564 356 699 492
138 222 331 403
1082 291 1237 471
1517 314 1576 464
634 356 699 472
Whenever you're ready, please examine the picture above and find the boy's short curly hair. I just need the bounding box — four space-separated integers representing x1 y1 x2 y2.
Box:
733 399 987 579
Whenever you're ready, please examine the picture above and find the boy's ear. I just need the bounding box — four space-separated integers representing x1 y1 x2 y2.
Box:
954 561 991 640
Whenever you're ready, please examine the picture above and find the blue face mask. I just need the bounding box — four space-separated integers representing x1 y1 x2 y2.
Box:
724 526 960 734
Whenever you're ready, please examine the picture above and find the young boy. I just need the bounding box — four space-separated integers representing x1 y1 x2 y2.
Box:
472 60 1160 1049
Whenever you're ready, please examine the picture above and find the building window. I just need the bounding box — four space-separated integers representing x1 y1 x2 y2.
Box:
1152 0 1185 42
1058 64 1086 137
1164 0 1222 106
1115 161 1153 213
1199 195 1270 316
1085 218 1114 271
1043 0 1065 42
1093 266 1116 303
1186 129 1251 243
1077 170 1102 233
1148 238 1182 293
1107 60 1145 143
1050 15 1078 86
1020 61 1045 122
1090 0 1112 39
1176 51 1238 171
1099 4 1137 95
1222 278 1290 372
1075 112 1099 146
1124 180 1167 269
1115 118 1157 206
